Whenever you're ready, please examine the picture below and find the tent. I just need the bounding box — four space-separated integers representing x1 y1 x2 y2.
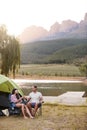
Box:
0 74 23 95
0 74 24 109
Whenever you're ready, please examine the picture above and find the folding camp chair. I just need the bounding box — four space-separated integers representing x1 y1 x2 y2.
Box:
38 101 44 116
8 94 21 115
37 105 42 116
31 101 44 116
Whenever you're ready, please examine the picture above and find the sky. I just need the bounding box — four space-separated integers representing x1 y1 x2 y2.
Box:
0 0 87 36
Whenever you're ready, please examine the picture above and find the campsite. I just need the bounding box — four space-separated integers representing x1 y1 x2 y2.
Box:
0 1 87 130
1 104 87 130
0 74 87 130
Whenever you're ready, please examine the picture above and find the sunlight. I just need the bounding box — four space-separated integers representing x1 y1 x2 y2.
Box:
0 0 87 35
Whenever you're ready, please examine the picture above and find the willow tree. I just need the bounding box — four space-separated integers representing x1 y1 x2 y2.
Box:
8 37 20 78
0 25 20 78
0 25 8 75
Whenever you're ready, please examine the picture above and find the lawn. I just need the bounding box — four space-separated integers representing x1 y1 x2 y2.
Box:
0 104 87 130
18 64 82 77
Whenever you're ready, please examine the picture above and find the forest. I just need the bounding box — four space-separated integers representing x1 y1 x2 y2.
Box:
21 39 87 65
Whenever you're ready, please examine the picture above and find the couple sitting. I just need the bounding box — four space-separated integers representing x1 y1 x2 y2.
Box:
11 86 43 119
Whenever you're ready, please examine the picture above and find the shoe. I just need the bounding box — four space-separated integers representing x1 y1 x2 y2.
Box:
2 109 9 116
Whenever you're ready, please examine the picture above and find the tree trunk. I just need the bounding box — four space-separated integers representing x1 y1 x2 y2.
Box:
13 65 15 79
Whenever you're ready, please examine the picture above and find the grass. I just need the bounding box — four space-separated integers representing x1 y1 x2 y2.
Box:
1 104 87 130
17 64 82 78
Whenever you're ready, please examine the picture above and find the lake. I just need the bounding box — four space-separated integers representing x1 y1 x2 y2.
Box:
13 80 87 96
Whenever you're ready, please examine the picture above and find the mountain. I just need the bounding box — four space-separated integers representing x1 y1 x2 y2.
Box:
19 13 87 43
19 13 87 64
46 42 87 64
18 26 48 43
20 39 87 64
44 20 78 40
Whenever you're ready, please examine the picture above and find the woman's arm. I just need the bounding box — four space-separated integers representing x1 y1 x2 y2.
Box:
11 95 23 103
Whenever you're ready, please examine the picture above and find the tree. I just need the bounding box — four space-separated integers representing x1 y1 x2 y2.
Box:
0 25 20 78
8 36 20 78
0 25 9 75
79 64 87 78
0 25 8 48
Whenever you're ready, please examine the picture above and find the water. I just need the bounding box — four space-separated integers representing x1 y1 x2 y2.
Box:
16 82 87 96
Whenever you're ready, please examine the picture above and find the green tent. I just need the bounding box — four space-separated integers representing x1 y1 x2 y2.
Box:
0 74 23 96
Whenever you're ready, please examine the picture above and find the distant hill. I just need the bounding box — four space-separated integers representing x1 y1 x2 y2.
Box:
20 39 87 64
19 13 87 43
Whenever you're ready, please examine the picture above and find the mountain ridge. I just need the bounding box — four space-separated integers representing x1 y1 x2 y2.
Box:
18 13 87 43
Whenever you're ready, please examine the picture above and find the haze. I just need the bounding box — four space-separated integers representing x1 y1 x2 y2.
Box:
0 0 87 36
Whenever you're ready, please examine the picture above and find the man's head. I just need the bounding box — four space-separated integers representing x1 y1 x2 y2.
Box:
32 85 37 92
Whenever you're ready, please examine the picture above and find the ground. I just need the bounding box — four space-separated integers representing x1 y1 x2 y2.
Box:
0 104 87 130
14 75 84 81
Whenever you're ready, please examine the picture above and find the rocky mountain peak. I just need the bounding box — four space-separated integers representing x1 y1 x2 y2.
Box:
84 13 87 21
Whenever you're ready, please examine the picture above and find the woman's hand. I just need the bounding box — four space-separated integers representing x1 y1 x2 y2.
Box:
23 96 28 99
19 97 23 102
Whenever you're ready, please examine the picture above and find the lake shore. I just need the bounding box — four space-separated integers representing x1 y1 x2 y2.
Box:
13 75 85 80
12 75 87 84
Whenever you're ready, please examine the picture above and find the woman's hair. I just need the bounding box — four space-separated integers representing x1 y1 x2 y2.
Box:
12 88 21 99
12 88 17 94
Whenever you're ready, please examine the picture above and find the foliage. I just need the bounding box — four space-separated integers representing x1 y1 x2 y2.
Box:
0 25 8 49
47 43 87 64
0 25 20 78
79 63 87 78
18 64 82 77
20 39 87 64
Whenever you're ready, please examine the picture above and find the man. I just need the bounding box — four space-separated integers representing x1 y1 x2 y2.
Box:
27 85 43 116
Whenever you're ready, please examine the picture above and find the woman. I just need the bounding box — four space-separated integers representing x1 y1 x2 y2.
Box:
11 88 34 119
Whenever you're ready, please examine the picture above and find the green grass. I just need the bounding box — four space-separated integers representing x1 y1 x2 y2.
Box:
18 64 82 77
1 105 87 130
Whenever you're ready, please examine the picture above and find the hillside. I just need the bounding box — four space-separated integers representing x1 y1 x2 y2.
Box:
20 39 87 64
46 42 87 64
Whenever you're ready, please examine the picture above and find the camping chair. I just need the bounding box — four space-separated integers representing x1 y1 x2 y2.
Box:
31 101 44 116
8 94 21 115
38 104 42 116
38 101 44 116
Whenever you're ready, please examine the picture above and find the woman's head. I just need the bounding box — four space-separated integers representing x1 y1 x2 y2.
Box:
12 88 18 94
